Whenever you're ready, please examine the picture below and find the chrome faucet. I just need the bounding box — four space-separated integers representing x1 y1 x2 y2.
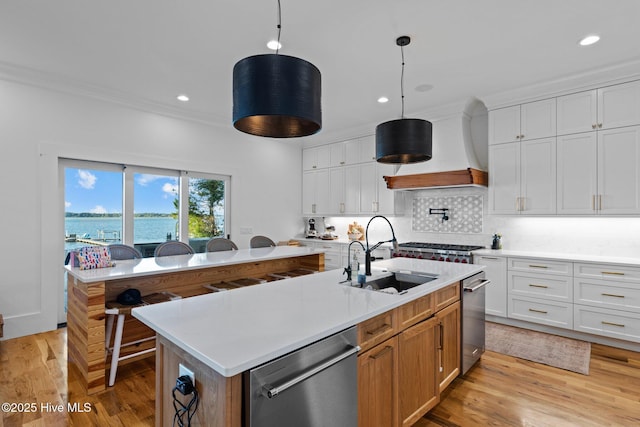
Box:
342 240 366 282
365 215 399 276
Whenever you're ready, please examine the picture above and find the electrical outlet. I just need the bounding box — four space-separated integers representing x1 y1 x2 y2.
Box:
179 363 195 388
240 226 253 235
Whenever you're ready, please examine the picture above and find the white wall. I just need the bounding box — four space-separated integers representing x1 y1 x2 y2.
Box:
0 79 302 339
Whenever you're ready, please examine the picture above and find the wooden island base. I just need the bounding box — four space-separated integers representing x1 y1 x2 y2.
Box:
67 252 323 395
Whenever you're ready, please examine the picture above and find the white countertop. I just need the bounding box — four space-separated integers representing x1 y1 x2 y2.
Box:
132 257 483 377
473 248 640 267
64 246 321 283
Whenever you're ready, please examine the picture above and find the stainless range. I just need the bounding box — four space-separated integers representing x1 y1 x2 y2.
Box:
393 242 484 264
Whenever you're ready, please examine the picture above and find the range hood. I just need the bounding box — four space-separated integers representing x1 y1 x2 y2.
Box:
384 98 489 190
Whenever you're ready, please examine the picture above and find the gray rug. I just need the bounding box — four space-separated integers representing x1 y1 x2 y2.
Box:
485 322 591 375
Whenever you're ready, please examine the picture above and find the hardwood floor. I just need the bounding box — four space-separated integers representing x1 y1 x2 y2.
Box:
1 328 639 426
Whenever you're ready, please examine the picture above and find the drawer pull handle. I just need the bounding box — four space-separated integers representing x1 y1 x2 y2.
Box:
529 265 548 269
528 308 548 314
480 256 499 260
601 293 625 298
601 321 625 328
370 345 393 360
528 284 549 289
601 271 625 276
365 323 392 336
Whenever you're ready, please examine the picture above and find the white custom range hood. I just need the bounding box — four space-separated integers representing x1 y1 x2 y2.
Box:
384 98 489 190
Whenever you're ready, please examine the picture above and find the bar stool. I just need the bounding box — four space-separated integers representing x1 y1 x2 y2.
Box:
206 237 238 252
250 235 276 248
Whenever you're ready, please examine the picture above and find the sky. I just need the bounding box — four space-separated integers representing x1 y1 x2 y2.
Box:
64 168 178 214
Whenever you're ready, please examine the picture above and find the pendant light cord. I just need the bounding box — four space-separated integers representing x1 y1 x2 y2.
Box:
400 43 405 119
275 0 282 55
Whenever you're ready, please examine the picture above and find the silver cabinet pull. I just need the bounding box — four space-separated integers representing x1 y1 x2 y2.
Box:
311 203 316 214
598 194 602 210
262 345 360 398
528 308 548 314
339 202 345 213
528 284 549 288
463 279 491 292
479 256 499 260
592 124 597 129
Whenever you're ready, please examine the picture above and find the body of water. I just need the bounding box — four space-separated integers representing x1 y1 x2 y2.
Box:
65 217 178 251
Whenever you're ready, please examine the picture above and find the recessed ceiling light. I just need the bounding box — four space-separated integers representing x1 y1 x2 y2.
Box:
267 40 282 50
579 35 600 46
177 94 189 102
378 96 389 103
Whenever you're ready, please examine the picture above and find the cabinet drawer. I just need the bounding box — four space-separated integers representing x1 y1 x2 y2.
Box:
574 304 640 343
508 295 573 329
574 278 640 311
508 272 572 302
358 310 397 352
574 262 640 283
397 293 434 330
434 283 460 312
508 258 572 276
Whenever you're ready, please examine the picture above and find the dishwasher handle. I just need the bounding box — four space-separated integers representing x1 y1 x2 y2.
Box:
463 279 491 292
262 345 361 399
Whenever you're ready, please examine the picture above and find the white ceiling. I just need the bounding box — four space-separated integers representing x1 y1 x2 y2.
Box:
2 0 640 145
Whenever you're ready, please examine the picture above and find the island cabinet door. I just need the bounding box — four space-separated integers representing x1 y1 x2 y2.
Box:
398 316 440 427
358 336 399 427
437 301 461 393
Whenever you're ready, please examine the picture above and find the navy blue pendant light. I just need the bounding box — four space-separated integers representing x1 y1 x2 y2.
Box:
232 1 322 138
376 36 432 164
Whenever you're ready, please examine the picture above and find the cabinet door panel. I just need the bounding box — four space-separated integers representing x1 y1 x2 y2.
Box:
314 169 330 214
359 163 377 213
329 142 345 167
343 165 360 214
556 132 597 214
521 137 556 214
521 98 556 140
358 337 399 427
489 105 520 144
557 90 597 135
474 255 507 317
398 317 439 427
598 126 640 214
437 301 460 393
302 171 317 214
598 80 640 130
329 168 345 214
489 142 520 214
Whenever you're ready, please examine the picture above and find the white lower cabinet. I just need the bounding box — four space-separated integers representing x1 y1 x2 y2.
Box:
509 295 573 329
473 255 507 317
573 305 640 342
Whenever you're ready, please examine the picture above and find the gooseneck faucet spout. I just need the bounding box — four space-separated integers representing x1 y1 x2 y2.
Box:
365 215 399 276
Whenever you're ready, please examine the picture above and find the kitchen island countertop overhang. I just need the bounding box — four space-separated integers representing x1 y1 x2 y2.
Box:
132 257 484 377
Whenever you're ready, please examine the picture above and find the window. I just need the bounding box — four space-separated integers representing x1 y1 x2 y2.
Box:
63 160 230 257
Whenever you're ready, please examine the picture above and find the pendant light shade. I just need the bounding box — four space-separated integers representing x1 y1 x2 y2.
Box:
375 35 432 164
233 54 322 138
376 118 432 164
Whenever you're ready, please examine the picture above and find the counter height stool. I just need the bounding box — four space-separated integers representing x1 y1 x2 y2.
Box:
206 237 238 252
250 235 276 248
153 241 194 257
107 244 142 260
105 291 181 386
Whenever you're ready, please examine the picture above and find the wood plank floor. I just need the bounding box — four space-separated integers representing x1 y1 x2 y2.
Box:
1 328 639 426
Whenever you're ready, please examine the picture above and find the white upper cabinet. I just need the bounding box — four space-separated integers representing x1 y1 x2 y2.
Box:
489 99 556 145
488 142 520 213
329 167 346 214
557 90 598 135
557 126 640 215
302 169 330 215
556 132 598 214
302 145 331 170
598 126 640 214
329 143 346 167
598 80 640 130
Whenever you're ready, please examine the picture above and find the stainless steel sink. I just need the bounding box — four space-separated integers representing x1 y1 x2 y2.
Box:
352 271 438 294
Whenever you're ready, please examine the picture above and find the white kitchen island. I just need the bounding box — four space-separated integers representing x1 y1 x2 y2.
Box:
132 257 483 427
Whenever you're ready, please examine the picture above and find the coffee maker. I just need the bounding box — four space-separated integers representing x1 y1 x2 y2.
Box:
306 218 318 238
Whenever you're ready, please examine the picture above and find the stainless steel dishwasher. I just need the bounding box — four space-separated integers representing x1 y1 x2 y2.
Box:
461 272 491 374
245 326 360 427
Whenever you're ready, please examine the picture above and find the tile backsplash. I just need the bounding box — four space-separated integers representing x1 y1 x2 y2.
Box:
412 195 483 233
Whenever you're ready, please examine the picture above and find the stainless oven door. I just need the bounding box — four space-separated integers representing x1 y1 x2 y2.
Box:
246 326 359 427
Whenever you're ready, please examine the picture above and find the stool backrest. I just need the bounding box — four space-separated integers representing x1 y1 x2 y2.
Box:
108 244 143 260
206 238 238 252
250 235 276 248
154 241 194 257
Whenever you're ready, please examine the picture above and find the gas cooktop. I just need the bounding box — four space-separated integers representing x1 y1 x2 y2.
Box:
398 242 484 252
